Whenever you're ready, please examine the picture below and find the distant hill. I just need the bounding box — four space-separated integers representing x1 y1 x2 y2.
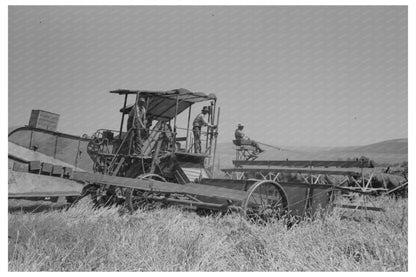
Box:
214 138 408 171
346 138 407 155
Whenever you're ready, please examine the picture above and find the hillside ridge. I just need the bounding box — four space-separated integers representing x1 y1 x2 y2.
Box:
215 138 408 166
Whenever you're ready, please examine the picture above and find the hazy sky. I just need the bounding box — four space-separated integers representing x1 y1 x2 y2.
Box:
8 6 407 147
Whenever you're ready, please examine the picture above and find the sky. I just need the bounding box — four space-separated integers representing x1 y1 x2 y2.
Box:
8 6 407 147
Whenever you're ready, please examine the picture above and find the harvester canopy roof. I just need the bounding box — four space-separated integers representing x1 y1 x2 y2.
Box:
116 88 217 121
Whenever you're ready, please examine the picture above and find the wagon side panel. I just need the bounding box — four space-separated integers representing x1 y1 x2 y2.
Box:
309 187 332 215
280 185 308 217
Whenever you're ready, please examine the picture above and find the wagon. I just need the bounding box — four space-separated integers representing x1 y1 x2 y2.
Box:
8 88 381 220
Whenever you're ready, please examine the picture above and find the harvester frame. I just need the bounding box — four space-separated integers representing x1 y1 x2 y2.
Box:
9 87 399 220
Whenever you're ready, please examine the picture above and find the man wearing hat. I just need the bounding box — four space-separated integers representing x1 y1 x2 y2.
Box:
128 96 147 154
192 106 216 153
235 123 264 153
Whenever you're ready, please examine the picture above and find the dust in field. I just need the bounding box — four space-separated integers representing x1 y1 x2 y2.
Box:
8 197 407 271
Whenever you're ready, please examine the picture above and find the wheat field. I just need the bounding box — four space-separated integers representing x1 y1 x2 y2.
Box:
8 196 407 271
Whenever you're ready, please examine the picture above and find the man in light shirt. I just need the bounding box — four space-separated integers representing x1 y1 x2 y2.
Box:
192 106 216 153
127 96 147 154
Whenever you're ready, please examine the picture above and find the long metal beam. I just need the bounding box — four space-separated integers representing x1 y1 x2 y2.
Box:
336 204 384 212
233 160 367 168
72 172 248 202
222 167 360 177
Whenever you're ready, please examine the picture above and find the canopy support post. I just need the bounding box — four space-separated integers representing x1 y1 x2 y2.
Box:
185 106 192 152
211 107 220 177
173 94 179 154
119 94 128 135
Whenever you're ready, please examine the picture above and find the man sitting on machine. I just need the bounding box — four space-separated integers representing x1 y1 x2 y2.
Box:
234 123 264 154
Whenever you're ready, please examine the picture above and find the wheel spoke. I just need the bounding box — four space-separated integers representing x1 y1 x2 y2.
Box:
258 185 266 206
251 194 259 205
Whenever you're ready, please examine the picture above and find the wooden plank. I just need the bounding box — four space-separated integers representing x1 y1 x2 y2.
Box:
222 167 360 177
41 162 53 174
72 172 248 202
336 204 384 212
29 161 41 173
232 160 365 168
12 162 29 173
200 178 254 191
8 170 84 197
52 165 64 177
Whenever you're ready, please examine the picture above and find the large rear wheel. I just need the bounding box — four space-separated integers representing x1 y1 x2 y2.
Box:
242 180 288 222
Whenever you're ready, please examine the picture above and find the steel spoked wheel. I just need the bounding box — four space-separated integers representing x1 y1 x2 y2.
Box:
125 174 167 212
242 180 288 222
87 130 109 157
87 131 104 154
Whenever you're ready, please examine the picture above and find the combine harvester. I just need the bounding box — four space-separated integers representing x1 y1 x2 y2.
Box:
8 88 404 220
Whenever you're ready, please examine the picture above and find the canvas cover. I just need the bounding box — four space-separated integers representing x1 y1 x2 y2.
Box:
118 88 217 121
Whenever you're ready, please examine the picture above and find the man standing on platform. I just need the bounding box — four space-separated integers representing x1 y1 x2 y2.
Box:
127 96 147 154
192 106 216 153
